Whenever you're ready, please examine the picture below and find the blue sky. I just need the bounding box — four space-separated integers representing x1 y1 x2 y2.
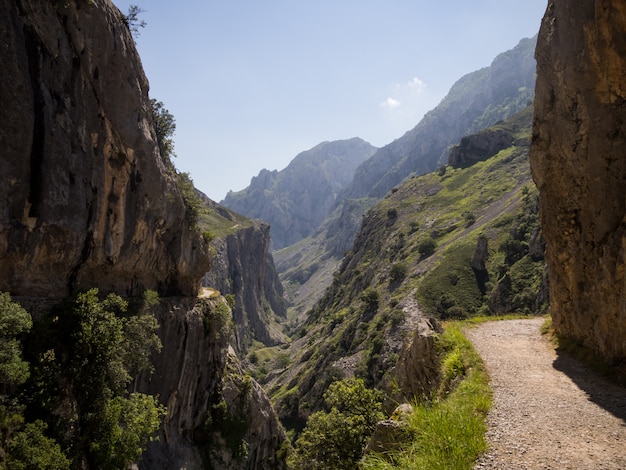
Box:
112 1 547 201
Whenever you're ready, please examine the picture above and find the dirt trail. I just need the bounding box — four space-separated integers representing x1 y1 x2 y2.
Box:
465 318 626 470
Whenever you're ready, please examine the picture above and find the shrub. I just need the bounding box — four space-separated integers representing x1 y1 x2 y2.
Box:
418 238 437 258
360 288 380 312
290 378 384 469
389 263 408 284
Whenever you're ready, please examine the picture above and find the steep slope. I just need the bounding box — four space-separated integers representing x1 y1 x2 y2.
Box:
0 1 288 468
221 138 377 249
338 36 537 202
199 193 287 353
275 38 537 319
268 107 547 426
530 1 626 364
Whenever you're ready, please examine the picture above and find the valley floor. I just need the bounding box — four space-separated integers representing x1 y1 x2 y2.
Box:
466 318 626 470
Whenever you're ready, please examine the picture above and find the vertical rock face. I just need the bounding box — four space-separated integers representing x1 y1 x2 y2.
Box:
137 298 288 470
204 221 287 352
0 0 209 297
0 1 288 468
530 1 626 360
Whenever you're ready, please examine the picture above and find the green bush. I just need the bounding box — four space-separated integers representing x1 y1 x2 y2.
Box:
417 238 437 258
290 378 384 469
389 263 408 284
360 288 380 312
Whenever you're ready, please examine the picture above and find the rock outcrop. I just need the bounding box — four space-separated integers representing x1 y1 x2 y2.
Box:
137 297 288 470
203 218 287 353
0 1 289 467
448 129 514 168
0 0 209 298
222 138 377 249
530 1 626 361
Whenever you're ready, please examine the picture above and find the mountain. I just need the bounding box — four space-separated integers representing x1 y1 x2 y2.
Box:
530 1 626 368
275 37 538 319
338 36 537 202
221 138 377 249
199 192 288 353
0 1 288 468
267 106 547 426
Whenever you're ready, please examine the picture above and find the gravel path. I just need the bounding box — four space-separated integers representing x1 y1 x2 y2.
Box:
465 318 626 470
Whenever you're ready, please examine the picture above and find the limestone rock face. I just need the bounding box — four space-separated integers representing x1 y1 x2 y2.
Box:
203 220 287 352
448 129 514 168
0 0 209 298
137 299 288 469
530 1 626 360
384 315 442 407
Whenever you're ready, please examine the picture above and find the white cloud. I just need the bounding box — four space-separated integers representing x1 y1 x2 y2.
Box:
407 76 426 92
381 97 401 109
380 76 431 126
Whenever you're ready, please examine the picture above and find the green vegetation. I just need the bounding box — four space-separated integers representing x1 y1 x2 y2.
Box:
0 290 165 468
362 322 491 470
0 293 32 390
417 238 437 258
176 171 205 229
270 107 546 443
123 5 147 39
289 378 384 469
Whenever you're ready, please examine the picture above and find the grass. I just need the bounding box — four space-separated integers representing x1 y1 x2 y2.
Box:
361 321 491 470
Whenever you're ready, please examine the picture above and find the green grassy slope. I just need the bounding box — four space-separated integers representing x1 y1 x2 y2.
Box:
266 106 547 427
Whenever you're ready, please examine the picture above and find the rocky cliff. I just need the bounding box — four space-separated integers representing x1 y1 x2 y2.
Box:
137 297 288 470
0 0 209 298
201 193 287 352
0 1 288 467
530 1 626 362
222 138 377 249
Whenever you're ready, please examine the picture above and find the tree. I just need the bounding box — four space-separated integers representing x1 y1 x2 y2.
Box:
150 98 176 169
418 238 437 258
89 394 165 469
290 378 384 469
389 263 408 284
123 5 147 39
0 293 32 392
360 288 380 312
6 420 70 470
61 289 164 467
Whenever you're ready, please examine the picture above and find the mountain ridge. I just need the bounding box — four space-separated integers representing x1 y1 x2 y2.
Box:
221 137 377 249
275 36 538 320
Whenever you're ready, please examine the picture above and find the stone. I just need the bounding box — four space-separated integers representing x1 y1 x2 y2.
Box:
0 0 210 298
530 0 626 361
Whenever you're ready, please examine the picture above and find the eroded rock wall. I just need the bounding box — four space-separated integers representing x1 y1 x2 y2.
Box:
0 0 209 298
204 222 286 352
0 1 288 467
530 0 626 360
137 298 288 470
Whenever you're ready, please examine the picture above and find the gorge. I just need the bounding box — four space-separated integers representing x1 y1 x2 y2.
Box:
1 0 625 468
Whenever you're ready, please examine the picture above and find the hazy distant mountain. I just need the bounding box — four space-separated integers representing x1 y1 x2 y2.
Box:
221 138 377 249
269 106 547 425
276 36 538 318
338 36 537 202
